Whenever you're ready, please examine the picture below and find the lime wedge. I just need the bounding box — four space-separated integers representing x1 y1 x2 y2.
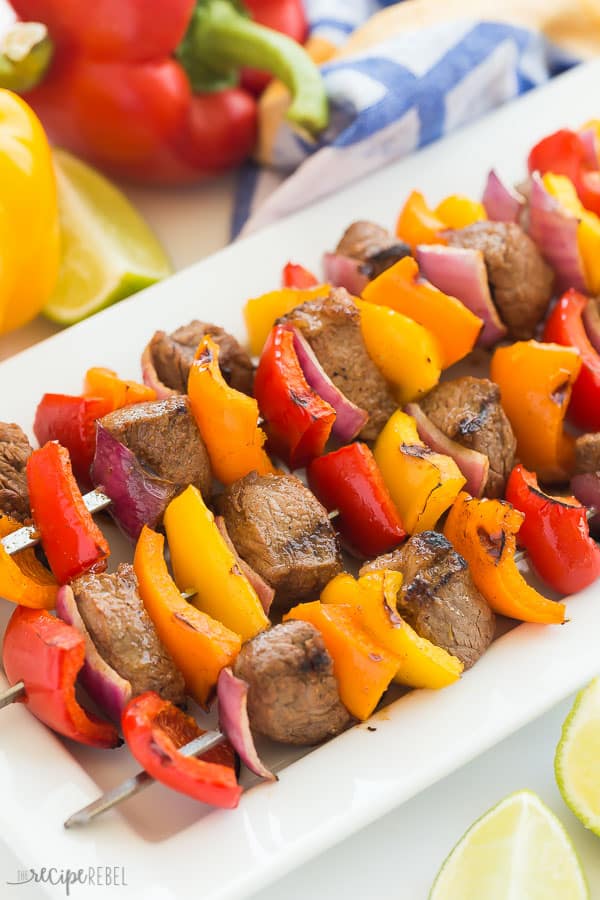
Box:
429 790 588 900
43 149 172 325
556 677 600 836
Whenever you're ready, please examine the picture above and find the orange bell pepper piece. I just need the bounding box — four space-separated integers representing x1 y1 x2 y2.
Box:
163 485 270 643
187 336 276 485
321 571 463 689
284 600 399 721
435 195 487 229
362 256 482 368
134 526 241 708
0 514 57 609
444 492 566 624
490 340 581 482
396 190 447 248
244 284 331 356
83 367 156 410
374 410 466 534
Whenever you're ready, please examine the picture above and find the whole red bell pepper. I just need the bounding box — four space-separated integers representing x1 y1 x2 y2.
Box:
528 128 600 216
2 606 120 748
307 443 407 558
543 288 600 432
34 393 112 486
505 463 600 596
27 442 110 585
254 324 335 469
122 692 242 808
282 261 319 289
8 0 326 184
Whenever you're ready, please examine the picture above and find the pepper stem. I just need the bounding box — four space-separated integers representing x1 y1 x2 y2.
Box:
0 22 53 93
178 0 328 135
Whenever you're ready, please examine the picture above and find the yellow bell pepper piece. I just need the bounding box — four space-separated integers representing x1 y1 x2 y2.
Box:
396 190 447 248
435 195 487 229
322 571 463 689
374 410 466 533
543 173 600 294
0 514 57 609
0 91 59 334
356 299 442 404
163 486 270 643
244 284 330 356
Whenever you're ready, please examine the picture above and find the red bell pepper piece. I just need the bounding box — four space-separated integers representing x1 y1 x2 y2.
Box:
505 464 600 596
242 0 308 95
122 692 242 808
8 0 326 184
528 128 600 216
27 442 110 585
254 325 335 469
543 288 600 432
34 393 112 485
307 443 407 557
2 606 120 748
282 261 319 289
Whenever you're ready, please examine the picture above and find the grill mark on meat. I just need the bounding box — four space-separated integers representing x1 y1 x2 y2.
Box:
335 221 411 280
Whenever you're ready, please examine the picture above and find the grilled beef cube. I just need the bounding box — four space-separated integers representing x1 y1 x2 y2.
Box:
233 621 351 745
361 531 495 669
419 376 516 498
335 220 411 280
99 396 211 499
278 288 396 440
72 563 186 704
0 422 33 522
216 472 342 607
446 222 554 339
575 433 600 474
149 320 254 395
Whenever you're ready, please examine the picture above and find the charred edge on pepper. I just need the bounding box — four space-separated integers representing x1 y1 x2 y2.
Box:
477 526 506 562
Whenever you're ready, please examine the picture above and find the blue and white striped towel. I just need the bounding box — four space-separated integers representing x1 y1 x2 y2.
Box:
232 4 578 238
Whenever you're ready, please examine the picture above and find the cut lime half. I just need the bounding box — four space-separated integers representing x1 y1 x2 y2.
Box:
429 790 588 900
43 149 172 325
556 676 600 836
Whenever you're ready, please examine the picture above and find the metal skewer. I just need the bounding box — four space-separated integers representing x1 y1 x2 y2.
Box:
64 729 226 829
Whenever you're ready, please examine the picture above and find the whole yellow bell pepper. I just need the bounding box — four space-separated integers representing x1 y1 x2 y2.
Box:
321 571 463 689
356 299 442 404
542 173 600 294
163 485 270 643
244 284 330 356
374 410 466 533
0 90 59 334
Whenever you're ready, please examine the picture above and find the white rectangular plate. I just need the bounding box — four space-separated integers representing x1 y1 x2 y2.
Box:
2 60 600 900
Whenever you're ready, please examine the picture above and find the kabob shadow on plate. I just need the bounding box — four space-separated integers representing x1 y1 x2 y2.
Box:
3 143 600 826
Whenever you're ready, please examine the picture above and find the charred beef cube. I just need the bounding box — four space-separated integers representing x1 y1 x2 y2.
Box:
575 433 600 474
278 288 396 440
100 396 212 499
446 222 554 339
72 563 186 704
0 422 33 522
233 620 351 745
360 531 495 669
148 320 254 395
335 220 411 280
216 472 343 607
419 376 516 498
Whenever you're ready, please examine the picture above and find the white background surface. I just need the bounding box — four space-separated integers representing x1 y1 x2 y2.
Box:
1 62 600 900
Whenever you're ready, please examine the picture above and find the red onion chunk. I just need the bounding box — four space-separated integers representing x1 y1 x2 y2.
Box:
571 473 600 534
482 169 525 223
406 402 489 497
217 667 276 781
91 422 176 542
322 252 369 296
583 299 600 355
579 128 599 170
416 244 506 347
282 324 369 442
56 585 132 723
528 172 587 292
215 516 274 615
141 342 177 400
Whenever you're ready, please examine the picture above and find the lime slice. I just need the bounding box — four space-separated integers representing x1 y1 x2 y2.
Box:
556 677 600 836
43 149 172 325
429 790 588 900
